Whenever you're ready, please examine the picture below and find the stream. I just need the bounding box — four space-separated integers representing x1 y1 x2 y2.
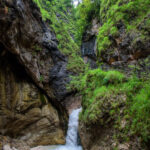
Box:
32 108 82 150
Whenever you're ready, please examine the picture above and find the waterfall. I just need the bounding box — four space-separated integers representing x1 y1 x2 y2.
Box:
31 108 82 150
55 108 82 150
66 108 82 146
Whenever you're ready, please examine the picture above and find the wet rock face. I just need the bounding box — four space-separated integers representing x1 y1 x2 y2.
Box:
81 36 97 69
0 52 66 147
81 19 100 69
0 0 70 100
49 61 71 100
81 36 96 59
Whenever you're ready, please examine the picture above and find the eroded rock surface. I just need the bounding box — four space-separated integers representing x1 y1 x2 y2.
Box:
81 19 100 69
0 0 71 101
0 0 70 148
0 52 66 147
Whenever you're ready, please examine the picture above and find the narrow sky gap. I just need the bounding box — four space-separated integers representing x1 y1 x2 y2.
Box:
73 0 81 7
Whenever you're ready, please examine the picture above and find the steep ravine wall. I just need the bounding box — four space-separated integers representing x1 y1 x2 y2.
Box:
0 0 72 101
0 0 74 149
79 13 150 150
0 50 66 148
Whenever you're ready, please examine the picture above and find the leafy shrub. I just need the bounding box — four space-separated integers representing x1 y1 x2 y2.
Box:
96 0 150 55
129 82 150 142
75 0 100 44
70 67 150 143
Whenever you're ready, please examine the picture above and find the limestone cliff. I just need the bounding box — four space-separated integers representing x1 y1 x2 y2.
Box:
0 52 66 148
0 0 70 149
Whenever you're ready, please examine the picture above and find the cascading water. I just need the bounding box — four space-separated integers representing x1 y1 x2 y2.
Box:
65 108 82 148
32 108 82 150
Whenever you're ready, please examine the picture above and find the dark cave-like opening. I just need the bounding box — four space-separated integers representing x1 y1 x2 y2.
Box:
0 42 31 82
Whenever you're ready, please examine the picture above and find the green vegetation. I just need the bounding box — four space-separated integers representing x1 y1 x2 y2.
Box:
129 82 150 141
40 75 44 82
40 93 47 105
33 0 86 73
32 45 42 51
73 0 150 146
75 0 150 56
69 68 150 143
74 0 100 44
97 0 150 55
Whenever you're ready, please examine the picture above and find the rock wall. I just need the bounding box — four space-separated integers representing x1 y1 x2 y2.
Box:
0 46 66 148
81 19 100 69
0 0 71 101
0 0 71 148
79 12 150 150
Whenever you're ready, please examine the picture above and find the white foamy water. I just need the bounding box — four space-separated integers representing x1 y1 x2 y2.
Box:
31 108 82 150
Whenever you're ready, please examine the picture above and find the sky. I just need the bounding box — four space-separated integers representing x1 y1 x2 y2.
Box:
73 0 82 7
73 0 78 6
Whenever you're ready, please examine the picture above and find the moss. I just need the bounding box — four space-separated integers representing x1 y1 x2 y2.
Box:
33 0 87 73
33 45 42 51
70 67 150 143
40 93 47 105
103 70 125 84
129 82 150 142
110 26 119 37
40 75 44 82
96 0 150 56
67 54 86 73
74 0 100 44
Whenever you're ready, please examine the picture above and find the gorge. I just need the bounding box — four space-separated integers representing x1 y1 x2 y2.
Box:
0 0 150 150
